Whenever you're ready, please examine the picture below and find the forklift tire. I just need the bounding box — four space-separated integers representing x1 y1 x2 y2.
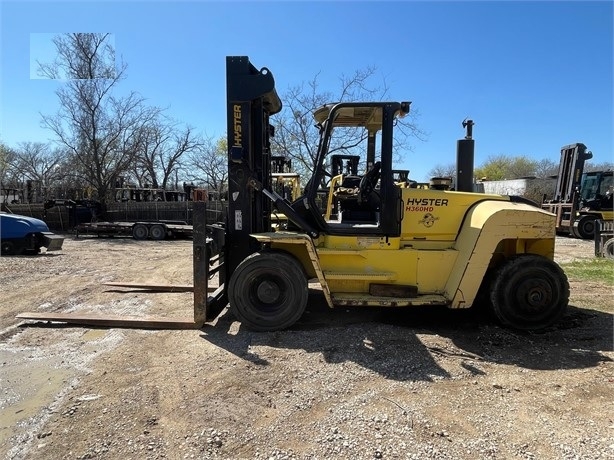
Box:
132 224 148 240
603 238 614 259
228 250 308 331
490 254 569 330
149 224 166 240
575 215 597 240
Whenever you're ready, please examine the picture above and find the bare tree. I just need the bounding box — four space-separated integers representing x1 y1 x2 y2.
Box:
134 117 203 192
428 163 456 180
12 142 66 198
0 142 18 188
585 161 614 172
525 179 558 204
37 33 117 80
38 33 158 206
271 68 425 181
534 158 559 178
185 136 228 197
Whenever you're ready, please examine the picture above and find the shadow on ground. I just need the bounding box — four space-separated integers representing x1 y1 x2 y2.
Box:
18 285 612 383
202 287 613 382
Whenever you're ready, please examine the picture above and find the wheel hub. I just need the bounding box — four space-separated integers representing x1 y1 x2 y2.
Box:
528 288 544 304
583 221 594 234
522 280 552 310
256 280 281 304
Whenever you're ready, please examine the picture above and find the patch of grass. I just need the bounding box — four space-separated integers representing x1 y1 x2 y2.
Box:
560 258 614 286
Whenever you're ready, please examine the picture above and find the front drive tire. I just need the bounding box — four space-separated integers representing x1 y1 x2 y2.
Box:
575 215 597 240
228 251 308 331
490 254 569 330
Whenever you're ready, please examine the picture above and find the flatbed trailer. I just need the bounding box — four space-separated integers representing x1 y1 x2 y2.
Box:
76 221 193 240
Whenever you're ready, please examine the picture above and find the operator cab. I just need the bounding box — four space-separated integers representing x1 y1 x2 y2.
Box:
290 101 411 237
580 170 614 210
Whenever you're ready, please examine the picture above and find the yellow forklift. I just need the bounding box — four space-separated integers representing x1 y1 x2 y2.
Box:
207 56 569 332
19 56 570 333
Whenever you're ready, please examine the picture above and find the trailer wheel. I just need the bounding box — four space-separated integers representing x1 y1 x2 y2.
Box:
1 241 15 255
575 215 597 239
149 224 166 240
228 251 308 331
603 238 614 259
490 254 569 330
132 224 148 240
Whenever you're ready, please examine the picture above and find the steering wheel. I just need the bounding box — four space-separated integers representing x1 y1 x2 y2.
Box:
358 161 381 204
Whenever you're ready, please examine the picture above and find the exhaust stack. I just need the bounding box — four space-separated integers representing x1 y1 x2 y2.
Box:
456 119 475 192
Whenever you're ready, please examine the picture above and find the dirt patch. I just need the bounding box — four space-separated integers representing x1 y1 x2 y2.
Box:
1 236 612 459
552 236 601 264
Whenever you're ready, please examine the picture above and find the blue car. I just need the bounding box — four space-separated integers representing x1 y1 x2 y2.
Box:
0 212 64 255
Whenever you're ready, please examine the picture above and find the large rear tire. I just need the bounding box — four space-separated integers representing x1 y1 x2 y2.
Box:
228 251 308 331
490 254 569 330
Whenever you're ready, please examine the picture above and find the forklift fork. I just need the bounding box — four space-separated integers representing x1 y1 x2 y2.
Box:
16 203 225 329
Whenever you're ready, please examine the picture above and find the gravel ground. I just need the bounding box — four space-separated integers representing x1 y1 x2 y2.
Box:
0 236 612 460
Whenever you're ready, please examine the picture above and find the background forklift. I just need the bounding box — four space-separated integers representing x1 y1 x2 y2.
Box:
18 56 570 333
576 169 613 239
541 143 614 239
270 156 301 202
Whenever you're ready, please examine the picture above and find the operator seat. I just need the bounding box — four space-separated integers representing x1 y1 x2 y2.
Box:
338 162 381 223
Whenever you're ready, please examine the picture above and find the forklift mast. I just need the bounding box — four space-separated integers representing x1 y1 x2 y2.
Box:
225 56 282 277
552 143 592 202
331 154 360 176
271 156 292 173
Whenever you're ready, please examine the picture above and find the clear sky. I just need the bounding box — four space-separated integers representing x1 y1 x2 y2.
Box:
1 0 612 181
